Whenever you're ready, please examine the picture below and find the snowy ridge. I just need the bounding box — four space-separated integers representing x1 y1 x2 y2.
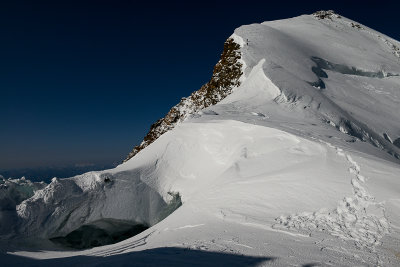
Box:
241 11 400 161
2 11 400 266
313 10 400 59
124 37 243 162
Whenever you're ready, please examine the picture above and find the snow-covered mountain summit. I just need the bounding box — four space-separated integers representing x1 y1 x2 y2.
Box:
2 11 400 266
126 10 400 163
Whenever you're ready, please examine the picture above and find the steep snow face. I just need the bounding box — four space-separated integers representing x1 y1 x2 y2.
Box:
15 172 178 239
222 58 280 103
231 11 400 160
126 10 400 164
2 11 400 266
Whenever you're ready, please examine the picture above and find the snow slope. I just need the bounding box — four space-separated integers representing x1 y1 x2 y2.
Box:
2 11 400 266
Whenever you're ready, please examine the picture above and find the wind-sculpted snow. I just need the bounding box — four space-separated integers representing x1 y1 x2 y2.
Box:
275 141 389 254
4 119 400 265
124 37 243 162
234 12 400 161
309 56 399 89
15 172 180 242
2 11 400 267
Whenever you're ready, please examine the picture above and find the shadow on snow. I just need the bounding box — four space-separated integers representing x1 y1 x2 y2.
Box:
1 247 275 267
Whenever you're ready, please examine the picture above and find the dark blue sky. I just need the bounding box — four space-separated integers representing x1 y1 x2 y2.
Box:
1 0 399 171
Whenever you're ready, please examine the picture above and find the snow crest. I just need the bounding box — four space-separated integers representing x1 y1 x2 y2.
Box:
124 37 244 162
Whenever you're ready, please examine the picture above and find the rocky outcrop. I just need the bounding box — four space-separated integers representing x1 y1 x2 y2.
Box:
313 10 341 20
124 38 243 162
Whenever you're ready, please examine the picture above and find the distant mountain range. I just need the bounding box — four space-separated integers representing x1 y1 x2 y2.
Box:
0 162 118 183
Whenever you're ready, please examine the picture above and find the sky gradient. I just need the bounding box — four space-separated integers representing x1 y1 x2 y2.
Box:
1 0 399 174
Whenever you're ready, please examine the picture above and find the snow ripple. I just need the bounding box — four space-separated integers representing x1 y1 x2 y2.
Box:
274 141 389 250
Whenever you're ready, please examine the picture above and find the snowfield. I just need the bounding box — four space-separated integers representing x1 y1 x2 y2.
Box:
2 11 400 266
